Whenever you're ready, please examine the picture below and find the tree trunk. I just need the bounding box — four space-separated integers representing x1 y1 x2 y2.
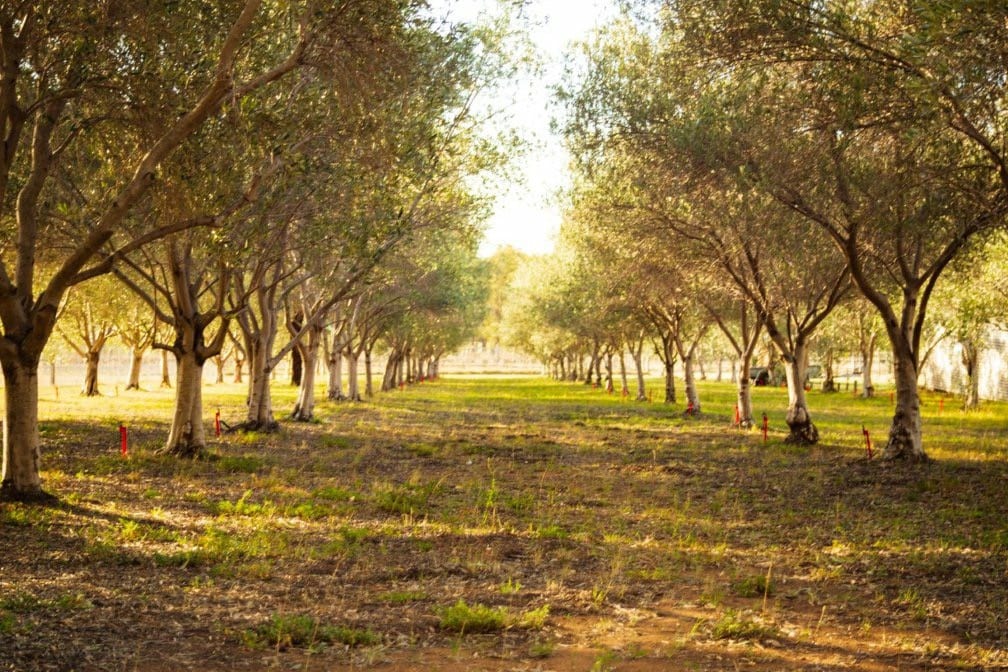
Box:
861 335 876 398
364 345 374 398
604 352 614 391
885 345 925 460
682 352 700 414
346 350 360 401
292 326 321 421
126 348 143 390
736 354 754 428
213 355 225 384
290 345 302 387
631 344 647 401
160 349 172 388
783 344 818 445
961 339 980 411
233 355 244 384
245 335 277 430
1 359 46 501
381 349 398 392
618 350 629 395
327 348 344 400
822 348 836 392
664 359 676 404
82 350 101 397
164 350 207 458
49 360 56 387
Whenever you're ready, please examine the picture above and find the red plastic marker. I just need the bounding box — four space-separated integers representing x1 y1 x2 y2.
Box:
734 404 741 426
762 413 769 442
687 400 694 416
119 424 128 457
215 409 222 437
862 424 873 460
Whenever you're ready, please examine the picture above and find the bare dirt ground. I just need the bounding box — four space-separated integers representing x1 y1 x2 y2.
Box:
2 378 1006 671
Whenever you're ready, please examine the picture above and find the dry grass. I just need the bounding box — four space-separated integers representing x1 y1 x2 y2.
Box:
1 376 1006 670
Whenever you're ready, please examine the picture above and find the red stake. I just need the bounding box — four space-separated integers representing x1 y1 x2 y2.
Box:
889 390 894 404
119 424 128 457
215 409 222 437
687 400 694 416
862 424 873 460
762 413 769 442
734 404 741 426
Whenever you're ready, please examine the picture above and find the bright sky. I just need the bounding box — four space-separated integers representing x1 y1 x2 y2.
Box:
429 0 618 258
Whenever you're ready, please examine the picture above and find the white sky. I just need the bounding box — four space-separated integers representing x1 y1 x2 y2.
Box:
429 0 618 257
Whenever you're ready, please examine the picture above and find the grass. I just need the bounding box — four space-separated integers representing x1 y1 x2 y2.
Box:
3 376 1008 669
243 613 379 651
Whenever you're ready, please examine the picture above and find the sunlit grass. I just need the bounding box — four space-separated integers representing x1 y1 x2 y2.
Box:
4 374 1008 668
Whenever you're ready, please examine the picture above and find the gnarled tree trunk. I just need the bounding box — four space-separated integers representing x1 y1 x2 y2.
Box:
126 348 144 390
783 343 818 445
292 323 322 421
82 350 101 397
736 353 754 429
885 344 924 459
1 358 46 501
164 349 207 458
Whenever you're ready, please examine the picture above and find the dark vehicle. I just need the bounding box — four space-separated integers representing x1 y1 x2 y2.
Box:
749 366 771 386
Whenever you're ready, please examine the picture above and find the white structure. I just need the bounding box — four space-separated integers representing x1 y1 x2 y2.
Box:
919 327 1008 401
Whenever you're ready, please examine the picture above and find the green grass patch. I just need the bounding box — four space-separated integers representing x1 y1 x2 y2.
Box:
243 613 379 651
437 600 508 633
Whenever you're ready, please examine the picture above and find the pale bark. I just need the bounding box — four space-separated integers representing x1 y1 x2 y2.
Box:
0 361 46 500
160 349 172 388
127 349 144 390
886 347 923 459
82 350 101 397
244 319 278 429
164 350 206 457
736 355 754 428
861 341 876 398
364 344 375 397
783 343 818 445
327 347 345 400
630 339 647 401
618 350 629 394
292 324 323 421
346 350 361 401
961 339 980 411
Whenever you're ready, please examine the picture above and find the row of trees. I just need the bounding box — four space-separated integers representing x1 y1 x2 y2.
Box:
511 0 1008 461
0 1 506 500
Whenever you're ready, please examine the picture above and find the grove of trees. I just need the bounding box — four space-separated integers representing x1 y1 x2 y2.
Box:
499 0 1008 461
0 1 507 500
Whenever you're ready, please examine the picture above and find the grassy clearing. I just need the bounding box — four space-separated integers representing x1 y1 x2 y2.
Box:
1 376 1007 670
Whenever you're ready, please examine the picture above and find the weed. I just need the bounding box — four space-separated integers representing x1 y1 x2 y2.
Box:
437 600 507 633
216 490 275 517
733 574 774 598
379 590 427 604
499 578 522 595
591 649 618 672
529 639 555 658
373 479 442 515
216 455 264 473
536 523 568 540
243 613 379 651
515 604 550 629
710 609 779 641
